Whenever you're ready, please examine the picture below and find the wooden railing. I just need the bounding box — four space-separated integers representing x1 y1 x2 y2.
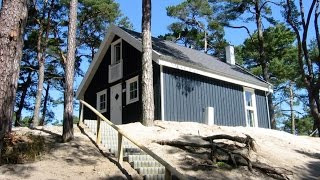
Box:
79 100 186 180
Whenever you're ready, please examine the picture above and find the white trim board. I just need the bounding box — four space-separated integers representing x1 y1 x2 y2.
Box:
243 87 259 127
157 59 272 93
160 65 165 121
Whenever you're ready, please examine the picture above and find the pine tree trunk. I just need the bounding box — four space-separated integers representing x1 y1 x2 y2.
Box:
40 81 50 126
33 59 44 126
63 0 78 142
0 0 28 163
289 82 295 134
254 0 275 129
141 0 154 126
15 71 32 127
32 0 53 127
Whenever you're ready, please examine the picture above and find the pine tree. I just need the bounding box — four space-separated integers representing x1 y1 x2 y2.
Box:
141 0 154 126
0 0 29 162
283 0 320 136
62 0 78 142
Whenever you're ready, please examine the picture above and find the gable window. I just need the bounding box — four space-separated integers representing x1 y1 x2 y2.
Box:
243 88 258 127
126 76 139 104
111 39 122 65
96 89 107 113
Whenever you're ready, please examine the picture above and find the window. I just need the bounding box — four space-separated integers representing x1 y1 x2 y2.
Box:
111 39 122 65
244 88 258 127
126 76 139 104
96 89 107 113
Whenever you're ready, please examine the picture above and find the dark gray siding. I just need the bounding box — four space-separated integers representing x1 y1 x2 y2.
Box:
153 63 161 120
255 90 270 128
121 40 142 124
163 67 246 126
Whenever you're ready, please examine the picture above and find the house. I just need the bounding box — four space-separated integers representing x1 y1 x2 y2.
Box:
76 25 273 128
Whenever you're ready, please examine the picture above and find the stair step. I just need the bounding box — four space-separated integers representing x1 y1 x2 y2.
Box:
128 155 157 162
143 174 165 180
138 167 165 175
132 161 163 169
84 120 166 179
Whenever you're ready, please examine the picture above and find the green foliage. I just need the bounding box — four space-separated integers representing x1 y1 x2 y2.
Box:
16 0 132 126
209 0 276 25
216 161 232 169
165 0 227 59
52 115 79 126
238 24 298 86
20 116 33 127
77 0 132 61
283 115 314 135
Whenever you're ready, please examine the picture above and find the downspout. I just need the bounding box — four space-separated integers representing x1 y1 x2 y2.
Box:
265 85 272 129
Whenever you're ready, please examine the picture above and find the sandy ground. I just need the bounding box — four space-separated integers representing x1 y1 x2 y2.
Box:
0 126 140 180
1 121 320 180
119 121 320 180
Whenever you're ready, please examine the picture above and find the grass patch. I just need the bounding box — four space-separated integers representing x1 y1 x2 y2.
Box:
1 132 47 164
216 161 233 170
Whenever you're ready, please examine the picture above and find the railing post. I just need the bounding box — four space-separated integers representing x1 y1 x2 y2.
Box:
117 132 123 165
96 116 101 144
79 101 84 125
165 168 171 180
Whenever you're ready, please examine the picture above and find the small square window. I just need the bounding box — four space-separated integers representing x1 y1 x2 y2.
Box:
114 43 121 64
111 39 122 65
126 76 139 104
97 89 107 113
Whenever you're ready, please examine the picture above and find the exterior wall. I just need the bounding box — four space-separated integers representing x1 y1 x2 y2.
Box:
121 40 142 124
82 35 269 128
84 48 111 120
153 63 161 120
162 66 272 127
255 90 270 128
83 36 161 123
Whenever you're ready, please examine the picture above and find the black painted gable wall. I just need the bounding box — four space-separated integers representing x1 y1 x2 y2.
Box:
83 36 161 123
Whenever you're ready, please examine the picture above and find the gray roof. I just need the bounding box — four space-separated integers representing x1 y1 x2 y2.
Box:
121 28 270 89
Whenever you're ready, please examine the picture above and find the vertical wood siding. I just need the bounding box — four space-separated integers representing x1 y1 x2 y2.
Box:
153 63 161 120
163 67 246 126
84 47 111 120
121 40 142 124
255 90 270 128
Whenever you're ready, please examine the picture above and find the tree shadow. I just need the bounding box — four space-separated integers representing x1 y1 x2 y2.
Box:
77 124 133 179
0 164 35 179
294 149 320 180
0 126 134 180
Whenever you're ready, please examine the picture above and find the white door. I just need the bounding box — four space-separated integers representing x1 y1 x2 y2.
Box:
110 83 122 125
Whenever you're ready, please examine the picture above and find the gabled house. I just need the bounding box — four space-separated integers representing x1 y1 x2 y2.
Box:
76 25 273 128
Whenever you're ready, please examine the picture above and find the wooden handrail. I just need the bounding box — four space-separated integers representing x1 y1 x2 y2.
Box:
79 100 186 180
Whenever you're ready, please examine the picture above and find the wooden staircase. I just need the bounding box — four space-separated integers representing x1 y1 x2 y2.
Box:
84 120 166 180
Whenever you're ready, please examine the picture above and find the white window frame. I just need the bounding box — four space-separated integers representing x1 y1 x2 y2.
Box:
111 38 122 65
126 76 139 105
96 89 107 113
243 87 258 127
